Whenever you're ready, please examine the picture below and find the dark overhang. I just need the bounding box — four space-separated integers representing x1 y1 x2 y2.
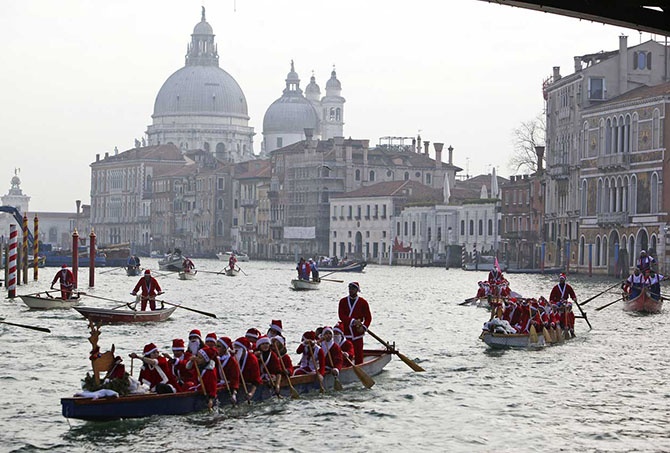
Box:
479 1 670 36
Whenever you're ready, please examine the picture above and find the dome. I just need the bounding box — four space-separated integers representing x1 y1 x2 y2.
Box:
11 175 20 187
263 96 319 134
305 75 320 96
153 65 248 117
193 20 213 35
326 69 341 90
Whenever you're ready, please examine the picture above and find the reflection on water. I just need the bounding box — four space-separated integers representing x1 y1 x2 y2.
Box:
2 260 670 452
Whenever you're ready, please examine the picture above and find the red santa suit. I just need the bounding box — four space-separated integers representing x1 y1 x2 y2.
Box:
138 343 177 393
51 266 75 299
320 337 343 374
338 283 372 365
549 281 577 303
334 324 355 362
216 352 240 391
131 270 163 311
294 343 326 376
234 338 263 388
187 346 219 398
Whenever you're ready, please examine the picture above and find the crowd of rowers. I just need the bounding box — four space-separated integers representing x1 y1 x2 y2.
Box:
103 321 356 408
621 250 664 300
482 272 578 338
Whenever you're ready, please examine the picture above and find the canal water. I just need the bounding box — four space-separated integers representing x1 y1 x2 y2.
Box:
1 260 668 452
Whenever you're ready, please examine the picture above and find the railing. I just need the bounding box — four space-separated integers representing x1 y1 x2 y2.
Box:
240 198 258 207
547 163 569 177
597 153 629 169
597 211 629 225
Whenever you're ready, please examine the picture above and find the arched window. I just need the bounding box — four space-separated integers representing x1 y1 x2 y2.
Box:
217 198 224 210
599 119 605 155
336 108 341 121
651 172 659 214
595 236 601 266
630 175 638 214
653 108 661 148
469 220 474 235
217 219 224 236
488 219 493 235
605 118 612 154
629 236 635 267
404 172 409 181
412 221 416 236
581 179 587 215
632 113 639 152
460 220 465 236
329 108 336 121
426 173 432 185
602 236 608 267
478 219 483 235
369 170 375 182
355 169 361 181
579 236 585 265
203 142 210 152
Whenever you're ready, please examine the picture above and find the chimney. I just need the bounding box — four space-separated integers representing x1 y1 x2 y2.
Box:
448 145 453 165
412 138 416 153
304 128 314 141
96 154 100 162
433 143 444 169
574 56 582 72
619 34 628 93
552 66 561 81
535 145 545 173
423 140 430 155
104 152 109 159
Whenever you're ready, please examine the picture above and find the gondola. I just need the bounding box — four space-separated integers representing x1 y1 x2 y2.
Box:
623 289 663 314
72 306 177 324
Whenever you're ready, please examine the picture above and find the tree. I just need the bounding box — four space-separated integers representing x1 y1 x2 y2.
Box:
509 113 545 174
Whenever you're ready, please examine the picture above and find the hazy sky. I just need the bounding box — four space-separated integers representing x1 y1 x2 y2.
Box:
0 0 646 212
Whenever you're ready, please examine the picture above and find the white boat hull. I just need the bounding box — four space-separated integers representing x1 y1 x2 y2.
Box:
178 270 197 280
291 279 320 290
217 251 249 262
20 293 80 309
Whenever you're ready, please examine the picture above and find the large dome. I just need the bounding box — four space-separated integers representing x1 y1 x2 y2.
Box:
263 96 319 134
153 66 248 118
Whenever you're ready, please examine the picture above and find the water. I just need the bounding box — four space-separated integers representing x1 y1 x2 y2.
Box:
2 260 669 452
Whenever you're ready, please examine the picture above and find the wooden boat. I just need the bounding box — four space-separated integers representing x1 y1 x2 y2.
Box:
73 306 177 324
290 279 320 290
125 266 141 277
178 270 197 280
158 251 184 271
623 290 663 314
225 267 239 277
20 292 81 309
217 251 250 262
318 261 367 273
480 325 572 349
61 350 391 421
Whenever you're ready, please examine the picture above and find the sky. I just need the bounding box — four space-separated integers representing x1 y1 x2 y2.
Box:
0 0 650 212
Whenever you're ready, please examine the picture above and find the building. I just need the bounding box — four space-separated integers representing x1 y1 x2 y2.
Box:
146 8 255 162
543 35 670 272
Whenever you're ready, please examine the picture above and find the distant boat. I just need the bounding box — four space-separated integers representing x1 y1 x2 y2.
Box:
158 250 184 272
178 270 197 280
290 279 320 291
43 250 106 267
217 251 249 262
73 306 177 324
20 291 81 310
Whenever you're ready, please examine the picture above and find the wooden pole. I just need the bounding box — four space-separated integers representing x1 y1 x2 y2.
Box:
8 224 17 298
33 215 39 281
22 214 28 285
89 229 96 288
72 229 79 290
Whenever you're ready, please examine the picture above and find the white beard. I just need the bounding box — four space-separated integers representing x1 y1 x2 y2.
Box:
188 340 200 355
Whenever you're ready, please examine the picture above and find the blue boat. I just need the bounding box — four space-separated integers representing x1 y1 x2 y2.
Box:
61 350 391 421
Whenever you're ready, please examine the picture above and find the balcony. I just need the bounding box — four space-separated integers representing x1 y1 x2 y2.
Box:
241 224 257 233
597 153 629 171
240 198 258 207
547 163 570 179
597 211 629 226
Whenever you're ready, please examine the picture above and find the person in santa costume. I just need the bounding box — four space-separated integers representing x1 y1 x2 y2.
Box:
166 338 196 392
130 269 164 311
187 346 218 409
232 337 263 401
245 327 261 351
320 326 343 377
51 264 75 299
205 332 218 349
267 319 284 340
549 273 577 305
255 335 283 395
187 329 204 355
214 337 240 405
338 282 372 364
333 323 355 362
293 331 326 380
182 257 196 274
271 335 294 377
130 343 177 394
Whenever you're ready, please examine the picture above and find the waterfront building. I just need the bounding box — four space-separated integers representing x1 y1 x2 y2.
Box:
231 159 271 257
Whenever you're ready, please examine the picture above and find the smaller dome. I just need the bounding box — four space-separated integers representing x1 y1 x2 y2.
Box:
263 96 319 134
326 69 341 90
305 75 320 96
286 60 299 83
194 20 213 35
11 175 20 187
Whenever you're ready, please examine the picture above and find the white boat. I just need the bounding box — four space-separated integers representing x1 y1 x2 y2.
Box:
225 267 239 277
217 251 249 262
20 292 81 309
158 250 184 271
290 279 320 291
178 270 197 280
479 325 570 349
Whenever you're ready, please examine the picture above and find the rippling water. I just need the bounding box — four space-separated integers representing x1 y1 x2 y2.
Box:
2 260 669 452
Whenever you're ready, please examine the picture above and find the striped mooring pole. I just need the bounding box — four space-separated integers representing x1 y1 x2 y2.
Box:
461 244 466 269
8 224 18 298
33 215 39 280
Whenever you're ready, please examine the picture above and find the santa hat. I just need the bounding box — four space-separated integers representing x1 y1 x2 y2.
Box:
217 336 232 350
61 264 67 268
143 343 158 356
272 335 286 345
333 323 345 336
171 338 185 351
234 337 251 351
559 273 566 280
322 326 333 336
348 281 361 292
245 328 261 341
205 332 217 344
188 329 202 341
302 331 316 342
144 269 151 275
269 320 283 334
198 347 217 361
256 335 271 347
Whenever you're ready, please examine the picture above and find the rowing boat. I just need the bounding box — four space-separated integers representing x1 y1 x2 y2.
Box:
73 306 177 324
623 290 663 314
178 270 197 280
61 350 391 421
290 279 320 290
225 268 239 277
126 266 141 277
20 292 81 310
318 261 367 273
480 326 571 349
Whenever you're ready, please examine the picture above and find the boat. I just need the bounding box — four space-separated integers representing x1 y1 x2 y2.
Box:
125 266 141 277
178 270 197 280
225 268 239 277
43 249 107 267
217 250 249 262
20 291 81 309
98 244 132 267
72 306 177 324
158 250 184 272
623 289 663 314
61 350 391 421
318 260 367 273
290 279 320 290
480 323 572 349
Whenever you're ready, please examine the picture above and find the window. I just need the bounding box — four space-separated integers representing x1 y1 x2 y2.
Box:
469 220 474 235
355 169 361 181
369 170 375 182
411 221 416 236
276 137 283 148
426 173 432 185
488 219 493 235
460 220 465 235
404 172 409 181
633 51 652 70
427 228 432 241
588 77 605 100
404 222 408 235
478 220 483 235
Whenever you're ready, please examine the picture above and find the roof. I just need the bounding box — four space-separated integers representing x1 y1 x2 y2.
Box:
331 180 442 203
598 81 670 105
235 159 271 179
91 144 185 166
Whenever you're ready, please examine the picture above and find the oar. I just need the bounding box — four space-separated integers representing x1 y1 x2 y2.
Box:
459 297 478 306
196 270 228 275
572 299 592 330
0 320 51 333
327 349 343 391
99 267 124 274
274 344 299 399
21 290 59 297
595 296 626 311
309 343 325 393
259 355 281 398
79 292 129 305
344 355 375 388
156 299 217 319
236 266 248 276
365 327 425 372
233 355 252 404
580 281 623 306
193 359 214 411
215 356 236 405
319 277 344 283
